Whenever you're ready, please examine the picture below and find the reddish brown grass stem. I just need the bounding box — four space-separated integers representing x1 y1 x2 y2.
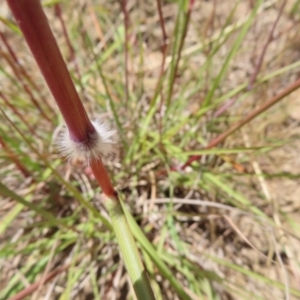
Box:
7 0 117 200
0 30 54 116
181 76 300 170
90 159 118 200
156 0 168 48
54 4 82 88
7 263 71 300
0 48 51 123
0 136 30 178
248 0 286 89
7 0 94 143
0 91 37 136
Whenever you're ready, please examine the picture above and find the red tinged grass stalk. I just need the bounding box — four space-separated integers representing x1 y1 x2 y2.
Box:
0 90 37 136
54 3 82 86
7 1 155 299
181 76 300 170
0 135 31 178
248 0 286 90
6 0 116 199
7 0 94 144
0 33 52 122
90 159 117 199
0 30 47 102
7 263 71 300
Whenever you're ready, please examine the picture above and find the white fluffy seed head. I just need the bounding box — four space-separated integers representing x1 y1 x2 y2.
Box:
55 120 119 164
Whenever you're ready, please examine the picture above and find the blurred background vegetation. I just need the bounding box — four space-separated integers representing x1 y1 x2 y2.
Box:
1 0 300 299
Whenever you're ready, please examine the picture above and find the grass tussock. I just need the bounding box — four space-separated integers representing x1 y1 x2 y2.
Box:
1 0 300 299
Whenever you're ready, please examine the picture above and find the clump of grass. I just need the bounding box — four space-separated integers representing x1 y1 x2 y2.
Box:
5 0 156 299
1 0 300 299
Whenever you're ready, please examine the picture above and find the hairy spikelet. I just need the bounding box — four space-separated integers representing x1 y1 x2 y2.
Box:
55 120 119 164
